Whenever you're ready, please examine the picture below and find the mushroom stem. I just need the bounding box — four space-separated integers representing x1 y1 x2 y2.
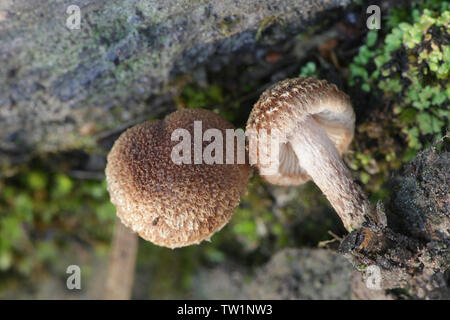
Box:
104 220 138 299
288 116 374 231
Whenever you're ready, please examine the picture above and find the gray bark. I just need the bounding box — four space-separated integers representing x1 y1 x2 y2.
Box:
0 0 349 167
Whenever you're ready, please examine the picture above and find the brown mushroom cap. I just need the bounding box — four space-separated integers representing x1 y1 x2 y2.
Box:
106 109 252 248
246 77 355 186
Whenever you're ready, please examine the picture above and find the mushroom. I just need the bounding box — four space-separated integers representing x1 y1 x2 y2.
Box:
106 109 252 248
246 77 378 231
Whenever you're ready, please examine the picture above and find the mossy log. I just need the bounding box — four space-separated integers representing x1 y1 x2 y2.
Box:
0 0 349 167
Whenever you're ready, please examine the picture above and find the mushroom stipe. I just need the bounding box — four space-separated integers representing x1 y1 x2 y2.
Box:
247 77 380 231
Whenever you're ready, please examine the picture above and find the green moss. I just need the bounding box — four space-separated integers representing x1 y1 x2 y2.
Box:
299 61 318 78
174 81 242 123
0 163 115 276
179 84 225 109
347 0 449 198
228 176 288 251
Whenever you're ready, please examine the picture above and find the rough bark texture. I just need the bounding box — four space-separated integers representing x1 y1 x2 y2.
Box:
340 139 450 299
0 0 350 167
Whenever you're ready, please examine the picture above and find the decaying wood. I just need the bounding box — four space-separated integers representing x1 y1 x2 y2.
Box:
340 138 450 299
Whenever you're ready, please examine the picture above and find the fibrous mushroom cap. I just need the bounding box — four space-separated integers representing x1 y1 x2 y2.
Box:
106 109 252 248
246 77 355 186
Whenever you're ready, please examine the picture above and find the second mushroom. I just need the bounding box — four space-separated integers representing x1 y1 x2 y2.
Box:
246 77 379 231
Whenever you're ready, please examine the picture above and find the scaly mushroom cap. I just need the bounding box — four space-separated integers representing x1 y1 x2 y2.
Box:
106 109 252 248
246 77 355 186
